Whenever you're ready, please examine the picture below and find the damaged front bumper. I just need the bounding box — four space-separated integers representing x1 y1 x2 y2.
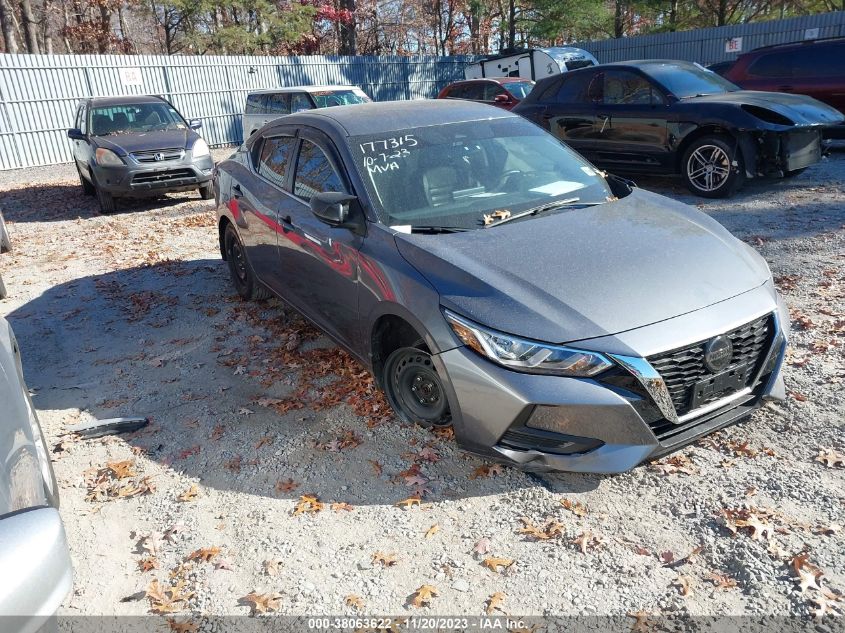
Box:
739 127 825 178
435 284 789 474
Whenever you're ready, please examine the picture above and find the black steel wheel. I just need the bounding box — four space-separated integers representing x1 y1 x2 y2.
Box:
224 223 270 300
383 347 451 428
681 135 744 199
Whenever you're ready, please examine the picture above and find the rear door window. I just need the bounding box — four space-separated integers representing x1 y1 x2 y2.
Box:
257 136 298 189
245 93 267 114
792 44 845 77
556 72 594 103
462 83 485 101
602 70 664 105
293 140 347 201
483 83 506 101
265 93 290 115
748 52 792 78
291 93 314 113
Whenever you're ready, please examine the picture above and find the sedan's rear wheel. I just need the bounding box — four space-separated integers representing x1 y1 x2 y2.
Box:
681 136 744 198
383 347 451 428
224 223 271 301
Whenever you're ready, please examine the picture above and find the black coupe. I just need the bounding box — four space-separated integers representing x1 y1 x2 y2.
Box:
514 60 844 197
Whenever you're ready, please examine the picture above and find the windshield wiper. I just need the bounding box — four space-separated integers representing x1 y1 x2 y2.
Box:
410 225 471 234
484 197 609 228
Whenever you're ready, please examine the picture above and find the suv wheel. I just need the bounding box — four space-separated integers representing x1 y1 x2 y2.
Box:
224 223 271 300
77 166 96 196
0 212 11 253
94 179 117 214
383 347 451 428
681 135 744 198
199 182 214 200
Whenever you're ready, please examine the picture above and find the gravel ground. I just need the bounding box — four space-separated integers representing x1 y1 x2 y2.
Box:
0 147 843 622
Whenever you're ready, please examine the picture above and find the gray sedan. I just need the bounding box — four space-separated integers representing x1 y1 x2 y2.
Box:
213 100 788 473
0 317 72 631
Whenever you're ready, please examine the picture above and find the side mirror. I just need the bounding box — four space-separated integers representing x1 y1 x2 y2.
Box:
493 94 510 104
67 128 85 140
310 191 357 226
189 119 202 130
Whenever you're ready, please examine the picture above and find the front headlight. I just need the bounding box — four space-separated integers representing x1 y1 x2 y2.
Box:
192 139 210 158
95 148 123 166
444 309 613 377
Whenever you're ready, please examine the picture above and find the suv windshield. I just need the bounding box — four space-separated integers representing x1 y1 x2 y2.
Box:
311 89 371 108
349 117 612 229
645 63 740 98
505 81 535 99
90 102 186 136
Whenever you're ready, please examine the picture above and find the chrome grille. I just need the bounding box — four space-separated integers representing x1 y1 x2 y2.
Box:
131 148 185 163
648 314 773 417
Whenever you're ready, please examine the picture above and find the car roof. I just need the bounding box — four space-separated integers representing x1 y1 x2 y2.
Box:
247 85 361 95
451 77 534 85
740 36 845 55
87 95 168 107
284 99 514 136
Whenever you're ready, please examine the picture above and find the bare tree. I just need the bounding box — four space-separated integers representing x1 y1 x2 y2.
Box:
0 0 20 52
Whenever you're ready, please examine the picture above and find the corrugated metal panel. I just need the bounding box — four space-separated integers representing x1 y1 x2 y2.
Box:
0 53 476 170
578 10 845 65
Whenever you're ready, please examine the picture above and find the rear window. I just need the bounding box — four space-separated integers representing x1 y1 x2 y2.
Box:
504 81 534 99
310 89 371 108
748 52 791 78
565 59 595 71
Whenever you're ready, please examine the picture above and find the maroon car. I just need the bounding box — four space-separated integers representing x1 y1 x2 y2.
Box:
437 78 535 110
724 38 845 137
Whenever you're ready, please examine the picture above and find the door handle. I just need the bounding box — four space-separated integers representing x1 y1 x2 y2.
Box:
598 114 610 134
232 184 243 199
281 215 295 233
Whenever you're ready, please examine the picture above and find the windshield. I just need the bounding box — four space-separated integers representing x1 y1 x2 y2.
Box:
646 63 740 98
312 89 371 108
90 102 186 136
349 118 612 229
505 81 535 99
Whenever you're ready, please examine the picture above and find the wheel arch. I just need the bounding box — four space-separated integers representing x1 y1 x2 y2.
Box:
675 125 756 177
218 216 232 260
369 312 432 390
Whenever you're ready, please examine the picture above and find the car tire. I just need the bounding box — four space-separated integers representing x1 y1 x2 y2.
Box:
383 346 451 428
0 273 6 299
784 167 806 178
223 223 271 301
0 212 11 253
199 182 214 200
95 181 117 214
77 166 96 196
681 135 744 198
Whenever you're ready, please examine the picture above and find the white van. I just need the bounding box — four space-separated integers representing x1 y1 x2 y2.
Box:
464 48 599 81
242 85 371 140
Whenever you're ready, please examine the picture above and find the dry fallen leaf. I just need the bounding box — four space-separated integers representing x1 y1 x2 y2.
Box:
482 556 515 573
560 498 588 516
473 537 492 556
470 464 505 479
708 572 738 590
146 579 193 614
816 447 845 468
792 553 824 594
518 517 564 541
241 591 282 614
108 460 137 479
422 524 441 539
263 559 283 577
254 435 273 450
166 619 198 633
572 531 605 554
410 584 438 608
186 546 221 563
372 552 398 567
293 495 324 516
275 478 299 494
345 594 365 610
674 576 693 597
395 496 422 509
178 483 199 502
331 502 354 512
138 557 159 572
486 591 506 615
368 460 383 476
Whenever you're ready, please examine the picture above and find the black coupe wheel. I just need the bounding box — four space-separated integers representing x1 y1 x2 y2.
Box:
681 135 744 199
383 347 451 428
224 223 271 301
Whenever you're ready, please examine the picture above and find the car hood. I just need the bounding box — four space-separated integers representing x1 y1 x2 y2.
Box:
688 90 844 126
394 188 771 344
93 128 195 155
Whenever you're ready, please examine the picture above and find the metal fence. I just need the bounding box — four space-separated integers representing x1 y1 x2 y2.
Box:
0 54 474 171
577 10 845 64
